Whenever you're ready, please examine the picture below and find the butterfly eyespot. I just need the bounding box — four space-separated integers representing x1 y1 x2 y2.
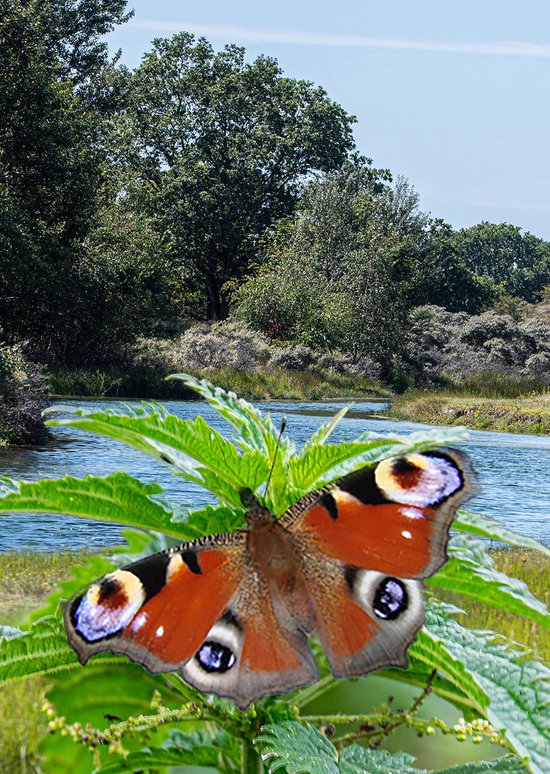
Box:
375 452 463 507
71 570 146 642
373 577 408 620
195 641 236 673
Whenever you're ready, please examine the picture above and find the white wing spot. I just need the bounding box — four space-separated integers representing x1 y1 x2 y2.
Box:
402 530 413 539
155 625 165 638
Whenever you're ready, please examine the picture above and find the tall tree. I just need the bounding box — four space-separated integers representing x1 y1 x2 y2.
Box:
236 162 496 371
120 33 356 319
0 0 100 358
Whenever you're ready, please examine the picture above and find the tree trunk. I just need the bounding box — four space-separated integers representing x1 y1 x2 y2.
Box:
206 275 229 320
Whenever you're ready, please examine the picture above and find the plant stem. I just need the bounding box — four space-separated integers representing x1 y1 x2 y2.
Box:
242 735 262 774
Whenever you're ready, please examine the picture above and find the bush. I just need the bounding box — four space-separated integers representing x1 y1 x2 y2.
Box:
0 345 48 445
175 321 272 372
404 305 550 390
269 344 316 371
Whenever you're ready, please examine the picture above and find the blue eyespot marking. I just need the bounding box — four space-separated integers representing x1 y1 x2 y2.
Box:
195 640 236 673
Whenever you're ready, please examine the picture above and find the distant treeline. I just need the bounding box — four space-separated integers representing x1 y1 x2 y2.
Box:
1 0 550 379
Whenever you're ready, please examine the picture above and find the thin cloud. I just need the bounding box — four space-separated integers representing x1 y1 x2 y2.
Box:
129 19 550 59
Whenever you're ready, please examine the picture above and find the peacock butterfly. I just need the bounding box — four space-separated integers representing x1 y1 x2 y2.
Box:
64 447 476 708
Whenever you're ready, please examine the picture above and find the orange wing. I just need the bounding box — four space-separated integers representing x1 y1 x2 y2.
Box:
281 448 476 579
65 531 317 708
65 536 246 673
279 449 476 676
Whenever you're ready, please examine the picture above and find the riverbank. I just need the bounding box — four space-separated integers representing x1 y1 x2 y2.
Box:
48 364 392 401
389 391 550 435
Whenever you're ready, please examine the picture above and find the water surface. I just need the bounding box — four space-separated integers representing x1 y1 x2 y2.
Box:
0 398 548 550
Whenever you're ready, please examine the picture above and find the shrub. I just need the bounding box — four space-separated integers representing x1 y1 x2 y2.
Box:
405 305 550 390
0 345 48 445
268 343 316 371
174 321 272 372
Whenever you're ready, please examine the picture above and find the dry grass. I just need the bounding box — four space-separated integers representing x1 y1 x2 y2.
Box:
390 391 550 434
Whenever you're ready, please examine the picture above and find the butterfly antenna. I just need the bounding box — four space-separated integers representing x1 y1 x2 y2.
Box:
264 417 287 497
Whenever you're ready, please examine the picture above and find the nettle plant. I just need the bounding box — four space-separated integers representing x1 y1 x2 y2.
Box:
0 375 548 773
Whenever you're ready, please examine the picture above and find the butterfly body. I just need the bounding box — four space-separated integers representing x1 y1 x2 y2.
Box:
65 448 476 708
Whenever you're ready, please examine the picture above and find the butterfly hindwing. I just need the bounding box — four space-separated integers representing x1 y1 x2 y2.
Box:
182 561 317 707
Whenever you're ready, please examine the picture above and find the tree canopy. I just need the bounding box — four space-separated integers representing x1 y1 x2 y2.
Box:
118 33 356 318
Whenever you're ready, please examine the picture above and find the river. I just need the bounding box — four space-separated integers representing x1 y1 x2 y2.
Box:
0 398 548 551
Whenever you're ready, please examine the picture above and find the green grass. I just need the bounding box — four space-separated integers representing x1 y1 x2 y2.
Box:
195 366 391 400
0 677 47 773
47 365 195 400
444 372 549 399
0 549 90 626
437 548 550 662
48 364 391 401
389 390 550 434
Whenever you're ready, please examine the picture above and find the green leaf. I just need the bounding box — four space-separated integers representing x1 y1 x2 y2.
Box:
287 440 399 498
0 473 190 539
170 502 246 538
96 744 221 773
339 748 527 773
0 616 124 686
454 511 550 557
356 426 470 449
339 747 419 773
169 372 287 456
434 757 528 773
42 664 184 774
416 603 550 774
429 536 550 629
45 404 270 507
255 721 339 773
255 725 523 774
306 407 349 446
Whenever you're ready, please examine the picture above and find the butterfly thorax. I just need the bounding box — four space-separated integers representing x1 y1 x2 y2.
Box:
242 491 275 528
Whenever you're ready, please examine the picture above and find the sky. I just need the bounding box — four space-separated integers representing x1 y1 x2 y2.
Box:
106 1 550 239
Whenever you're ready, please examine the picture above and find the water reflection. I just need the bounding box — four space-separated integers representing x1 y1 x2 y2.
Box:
0 398 548 551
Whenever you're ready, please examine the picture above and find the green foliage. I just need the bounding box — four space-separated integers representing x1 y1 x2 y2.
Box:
418 603 549 774
402 304 550 390
431 536 550 629
28 0 133 87
0 376 548 772
452 223 550 303
0 0 107 363
118 33 355 319
255 722 527 773
235 165 494 371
